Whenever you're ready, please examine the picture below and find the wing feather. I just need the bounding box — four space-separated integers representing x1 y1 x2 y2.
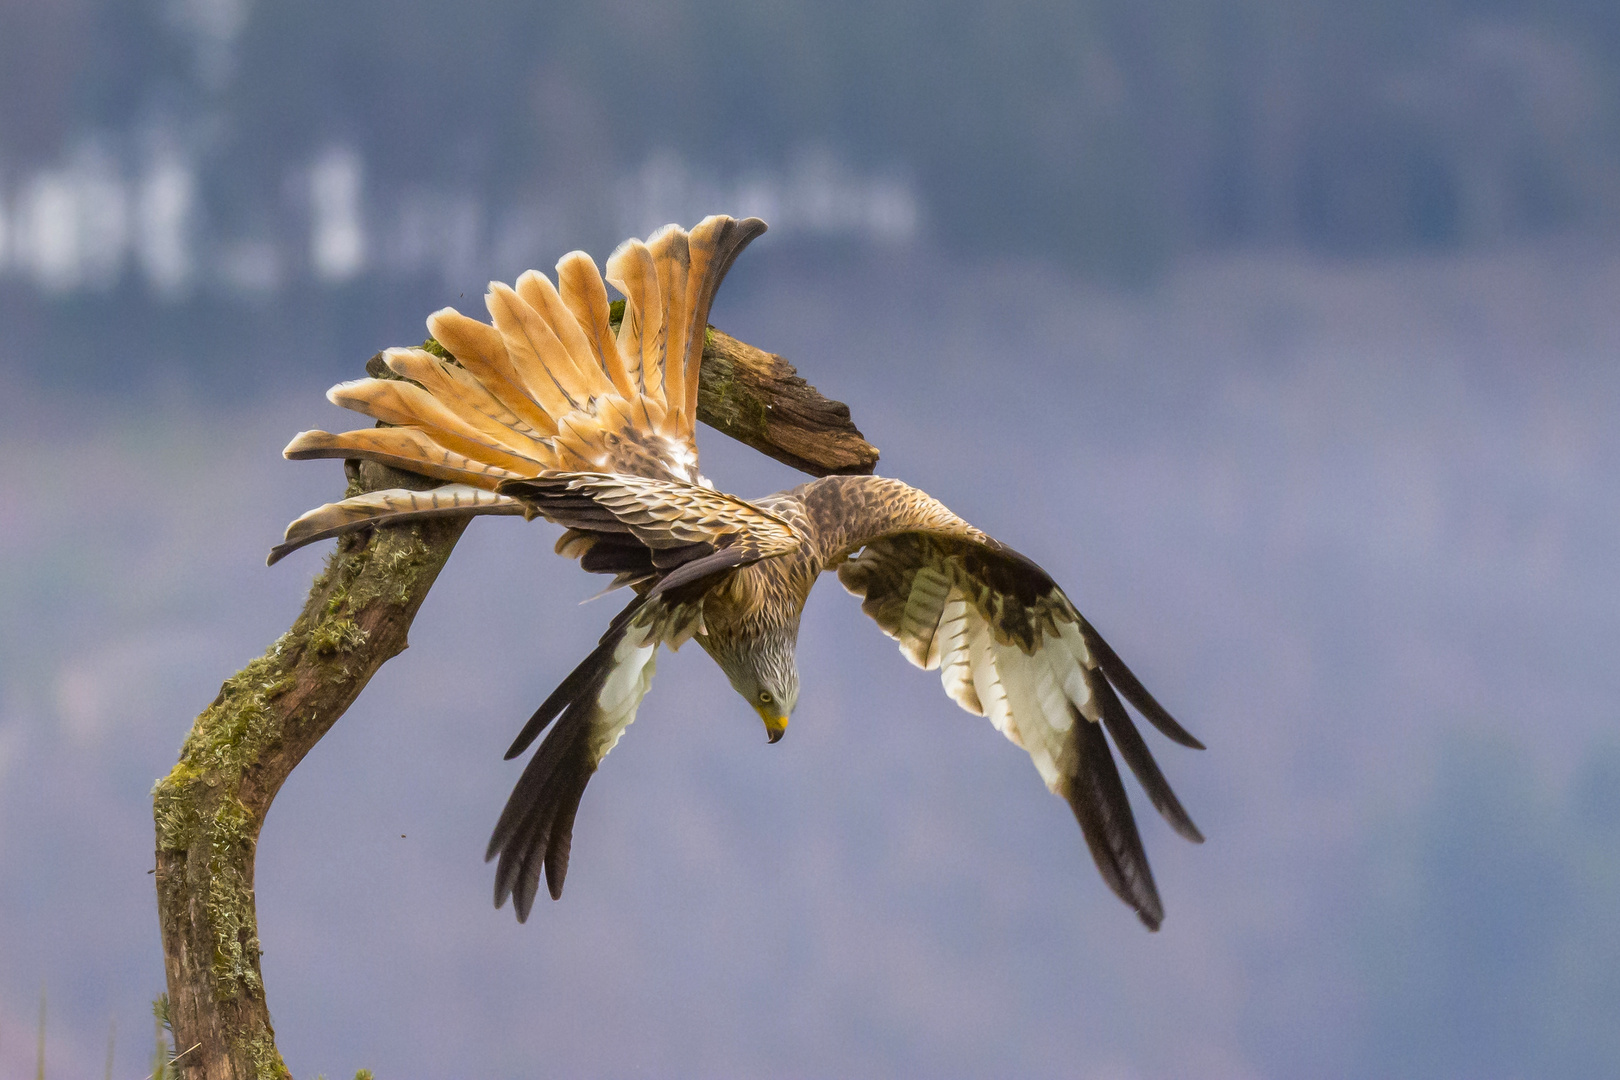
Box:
993 640 1059 777
897 566 951 668
936 590 983 714
489 607 661 919
1031 647 1074 737
499 471 801 559
835 512 1202 929
966 612 1018 745
1081 618 1206 749
1063 705 1165 929
268 484 524 564
488 546 764 920
1092 673 1204 842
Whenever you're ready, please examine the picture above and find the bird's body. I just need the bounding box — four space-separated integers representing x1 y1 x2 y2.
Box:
691 473 985 720
275 215 1204 930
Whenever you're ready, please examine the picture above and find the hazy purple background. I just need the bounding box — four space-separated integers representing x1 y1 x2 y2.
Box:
3 3 1619 1078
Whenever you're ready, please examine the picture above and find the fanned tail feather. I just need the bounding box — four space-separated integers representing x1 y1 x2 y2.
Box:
486 281 588 417
283 428 525 488
273 215 767 563
676 216 769 432
514 269 616 403
424 308 561 437
382 347 551 444
605 215 767 438
325 378 548 474
557 250 634 399
646 227 691 421
604 238 665 405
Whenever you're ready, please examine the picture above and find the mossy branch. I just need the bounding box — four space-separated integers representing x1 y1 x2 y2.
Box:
698 328 879 475
152 326 876 1079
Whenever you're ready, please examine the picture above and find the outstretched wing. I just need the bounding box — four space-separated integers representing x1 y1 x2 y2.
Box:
837 527 1203 930
488 545 757 920
487 481 801 920
488 595 661 921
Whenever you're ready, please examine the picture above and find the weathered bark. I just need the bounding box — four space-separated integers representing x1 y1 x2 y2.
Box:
698 328 879 475
153 329 877 1079
153 457 467 1080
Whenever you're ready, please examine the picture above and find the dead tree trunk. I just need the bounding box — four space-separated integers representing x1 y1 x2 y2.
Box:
152 329 878 1079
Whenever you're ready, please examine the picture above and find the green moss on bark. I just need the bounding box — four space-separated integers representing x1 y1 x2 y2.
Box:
240 1030 287 1080
309 617 368 655
152 646 288 1001
694 352 771 436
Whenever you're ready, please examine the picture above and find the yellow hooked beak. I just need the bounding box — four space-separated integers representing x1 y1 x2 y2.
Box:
755 704 789 744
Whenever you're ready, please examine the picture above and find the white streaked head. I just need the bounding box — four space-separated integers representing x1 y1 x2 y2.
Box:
711 626 800 743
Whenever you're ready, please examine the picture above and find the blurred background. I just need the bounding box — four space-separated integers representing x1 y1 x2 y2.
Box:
2 1 1618 1076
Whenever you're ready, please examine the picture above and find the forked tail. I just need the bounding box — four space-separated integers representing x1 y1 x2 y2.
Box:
269 215 767 565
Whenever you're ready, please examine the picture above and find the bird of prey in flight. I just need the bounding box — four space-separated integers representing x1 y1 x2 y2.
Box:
273 215 1204 928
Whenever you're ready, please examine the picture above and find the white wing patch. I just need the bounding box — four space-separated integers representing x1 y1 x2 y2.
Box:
897 566 952 667
588 624 659 763
836 533 1203 929
962 607 1096 790
964 613 1011 741
878 574 1103 795
936 589 983 714
1057 619 1097 717
992 641 1055 784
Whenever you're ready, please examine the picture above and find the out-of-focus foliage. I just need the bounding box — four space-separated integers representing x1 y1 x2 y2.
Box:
4 0 1617 276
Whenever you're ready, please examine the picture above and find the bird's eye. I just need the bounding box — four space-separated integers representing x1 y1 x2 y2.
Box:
759 691 773 704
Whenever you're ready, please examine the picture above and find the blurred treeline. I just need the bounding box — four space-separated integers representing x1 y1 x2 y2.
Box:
5 0 1617 275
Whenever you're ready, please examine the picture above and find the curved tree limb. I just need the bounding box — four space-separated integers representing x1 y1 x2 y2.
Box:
152 329 877 1079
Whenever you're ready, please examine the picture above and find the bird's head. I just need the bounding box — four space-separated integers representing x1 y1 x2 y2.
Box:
711 627 800 743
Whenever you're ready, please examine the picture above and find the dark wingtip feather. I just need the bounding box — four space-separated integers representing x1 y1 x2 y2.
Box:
489 728 596 920
489 628 617 920
504 596 649 759
504 653 602 759
544 767 591 901
1063 706 1165 930
1081 619 1206 750
1093 677 1205 844
490 551 751 922
489 555 748 923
